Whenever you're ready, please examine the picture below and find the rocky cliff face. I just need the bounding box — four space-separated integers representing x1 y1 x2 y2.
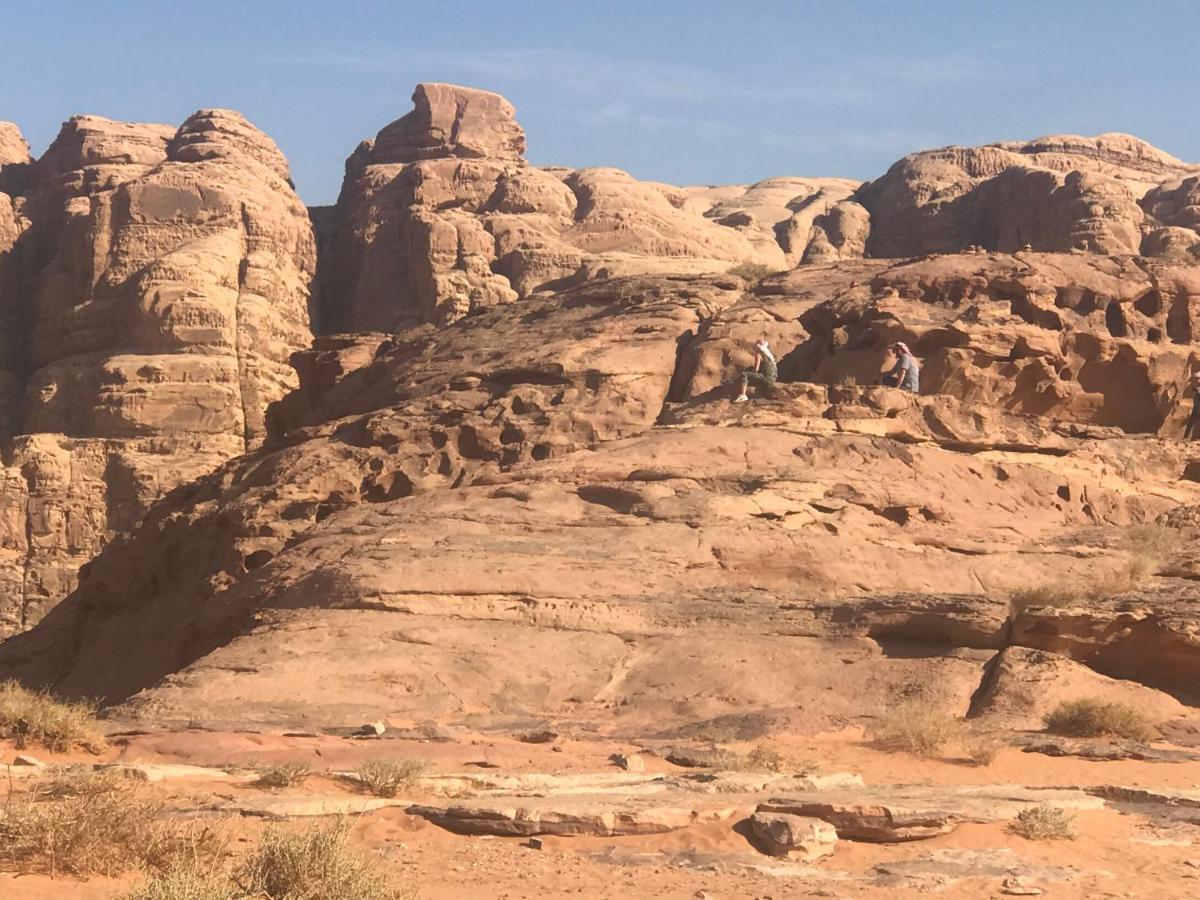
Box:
0 111 315 636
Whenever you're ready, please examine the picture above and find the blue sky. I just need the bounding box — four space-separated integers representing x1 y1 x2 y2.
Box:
7 1 1199 204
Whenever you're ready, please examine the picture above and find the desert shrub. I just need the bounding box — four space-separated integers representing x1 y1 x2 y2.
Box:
234 819 410 900
743 745 785 773
353 758 427 798
1043 698 1156 741
726 262 775 282
0 680 102 752
0 772 223 877
870 700 960 756
1008 583 1079 613
1119 523 1183 561
1009 804 1076 840
961 730 1002 766
251 761 312 789
123 863 238 900
833 374 858 387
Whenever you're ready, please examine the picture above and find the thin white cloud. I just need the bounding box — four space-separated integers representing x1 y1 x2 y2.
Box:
258 47 987 109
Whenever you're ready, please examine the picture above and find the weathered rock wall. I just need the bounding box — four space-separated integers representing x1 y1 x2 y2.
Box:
0 111 315 635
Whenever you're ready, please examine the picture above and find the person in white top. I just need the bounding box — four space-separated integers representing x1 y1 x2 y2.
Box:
734 337 777 402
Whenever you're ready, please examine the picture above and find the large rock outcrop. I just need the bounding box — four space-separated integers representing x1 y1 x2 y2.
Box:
4 260 1200 734
0 110 315 635
317 83 852 331
855 133 1200 258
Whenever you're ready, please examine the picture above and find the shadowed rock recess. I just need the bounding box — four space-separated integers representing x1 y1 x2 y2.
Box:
2 83 1200 743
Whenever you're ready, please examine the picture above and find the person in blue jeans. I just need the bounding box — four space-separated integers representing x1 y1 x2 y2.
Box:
734 337 777 402
881 341 920 393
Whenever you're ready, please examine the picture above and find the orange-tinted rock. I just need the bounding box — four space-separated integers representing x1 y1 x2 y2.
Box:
856 133 1200 257
320 83 797 332
0 110 314 635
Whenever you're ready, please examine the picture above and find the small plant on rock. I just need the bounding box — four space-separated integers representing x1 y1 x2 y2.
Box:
1009 804 1076 840
1043 698 1157 741
1008 583 1079 614
870 700 961 756
726 261 775 282
743 744 785 773
251 761 312 789
353 758 427 798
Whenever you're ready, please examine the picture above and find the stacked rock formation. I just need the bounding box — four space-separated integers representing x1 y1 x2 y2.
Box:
317 83 853 331
0 111 314 635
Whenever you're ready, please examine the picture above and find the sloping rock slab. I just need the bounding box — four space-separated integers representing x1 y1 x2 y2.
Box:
208 795 410 819
758 797 956 842
1020 736 1200 763
760 785 1102 842
407 796 735 836
874 848 1085 891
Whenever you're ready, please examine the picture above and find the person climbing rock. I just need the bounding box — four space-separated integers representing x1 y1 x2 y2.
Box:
881 341 920 393
734 337 777 402
1184 369 1200 440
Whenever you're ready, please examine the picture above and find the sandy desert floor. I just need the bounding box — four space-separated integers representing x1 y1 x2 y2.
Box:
3 724 1199 899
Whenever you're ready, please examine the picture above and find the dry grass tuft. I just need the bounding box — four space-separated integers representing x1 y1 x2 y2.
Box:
743 745 785 773
0 680 103 753
123 864 238 900
1043 697 1157 741
1008 583 1079 614
0 770 224 878
234 819 411 900
960 730 1003 766
726 262 775 282
1119 523 1183 562
353 758 427 798
1009 804 1077 840
870 700 961 756
251 761 312 789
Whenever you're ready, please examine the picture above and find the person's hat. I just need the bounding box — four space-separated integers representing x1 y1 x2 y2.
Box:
893 341 911 355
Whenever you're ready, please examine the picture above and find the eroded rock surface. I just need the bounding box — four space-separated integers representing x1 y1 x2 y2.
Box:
318 83 851 331
855 133 1200 257
0 111 314 634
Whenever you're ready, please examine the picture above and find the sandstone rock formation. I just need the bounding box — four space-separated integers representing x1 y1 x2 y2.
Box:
316 83 850 332
4 255 1200 737
1 83 1199 755
854 133 1200 258
0 111 314 635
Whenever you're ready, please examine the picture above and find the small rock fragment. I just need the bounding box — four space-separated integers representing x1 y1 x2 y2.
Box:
12 754 44 767
1002 875 1044 896
611 753 646 773
357 721 387 736
518 729 558 744
527 837 543 850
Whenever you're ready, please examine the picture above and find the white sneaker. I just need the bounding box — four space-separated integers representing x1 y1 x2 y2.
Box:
733 394 748 403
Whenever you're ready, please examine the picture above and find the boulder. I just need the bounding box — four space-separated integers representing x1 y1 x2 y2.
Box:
748 811 838 859
972 646 1189 730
